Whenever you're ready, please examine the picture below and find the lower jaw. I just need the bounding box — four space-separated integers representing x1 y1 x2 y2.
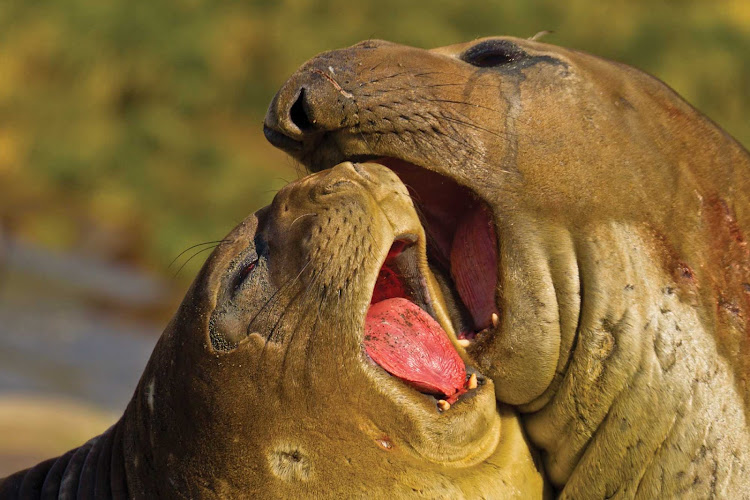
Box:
410 383 504 467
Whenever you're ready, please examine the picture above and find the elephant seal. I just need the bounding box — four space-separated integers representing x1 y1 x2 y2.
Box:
264 37 750 497
0 162 545 498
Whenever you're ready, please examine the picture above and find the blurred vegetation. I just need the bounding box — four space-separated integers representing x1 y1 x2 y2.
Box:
1 0 748 282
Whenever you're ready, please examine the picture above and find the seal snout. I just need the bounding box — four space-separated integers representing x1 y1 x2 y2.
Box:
264 60 357 158
263 85 313 146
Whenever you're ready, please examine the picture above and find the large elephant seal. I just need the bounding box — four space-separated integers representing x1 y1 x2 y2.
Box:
0 162 545 498
264 37 750 497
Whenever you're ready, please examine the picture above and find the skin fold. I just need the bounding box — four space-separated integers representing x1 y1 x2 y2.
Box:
0 163 545 498
264 37 750 498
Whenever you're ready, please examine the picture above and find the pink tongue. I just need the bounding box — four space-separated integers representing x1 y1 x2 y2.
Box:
450 205 498 330
365 298 466 399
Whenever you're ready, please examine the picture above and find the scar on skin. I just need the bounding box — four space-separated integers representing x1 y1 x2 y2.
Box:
269 444 312 481
146 378 155 412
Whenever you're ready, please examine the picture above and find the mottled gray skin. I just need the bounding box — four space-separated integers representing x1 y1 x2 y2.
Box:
0 163 545 498
264 37 750 498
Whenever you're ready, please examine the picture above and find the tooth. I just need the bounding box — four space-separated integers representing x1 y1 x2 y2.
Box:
437 399 451 411
457 338 471 348
491 313 499 328
468 373 478 390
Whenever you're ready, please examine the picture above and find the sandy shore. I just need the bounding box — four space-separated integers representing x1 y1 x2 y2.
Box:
0 395 117 476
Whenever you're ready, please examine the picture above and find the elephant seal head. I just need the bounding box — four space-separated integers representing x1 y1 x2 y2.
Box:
264 38 750 496
122 162 545 498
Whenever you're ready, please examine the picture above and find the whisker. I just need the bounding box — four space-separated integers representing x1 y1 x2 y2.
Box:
293 159 307 179
278 266 327 387
300 228 382 392
247 256 315 339
437 112 508 140
302 271 331 389
169 240 229 270
264 283 308 345
373 81 504 94
425 112 492 168
365 71 410 86
413 110 485 154
276 296 316 399
412 71 448 78
350 100 377 157
173 245 220 278
425 97 501 114
264 263 325 346
261 266 326 386
368 61 384 73
290 212 318 230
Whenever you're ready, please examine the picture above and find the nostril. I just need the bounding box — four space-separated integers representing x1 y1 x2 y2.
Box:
320 179 354 195
290 88 313 131
351 162 373 182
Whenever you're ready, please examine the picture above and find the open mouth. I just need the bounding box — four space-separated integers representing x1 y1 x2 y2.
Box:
361 159 500 410
370 158 500 339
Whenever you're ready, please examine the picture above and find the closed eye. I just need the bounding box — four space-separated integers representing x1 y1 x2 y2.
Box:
461 40 527 68
231 231 269 294
232 258 259 294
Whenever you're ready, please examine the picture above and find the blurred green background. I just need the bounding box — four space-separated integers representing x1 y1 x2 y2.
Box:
0 0 749 477
1 0 748 285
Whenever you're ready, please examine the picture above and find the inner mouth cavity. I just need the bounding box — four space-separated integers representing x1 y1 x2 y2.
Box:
362 161 499 407
377 158 499 338
364 240 470 405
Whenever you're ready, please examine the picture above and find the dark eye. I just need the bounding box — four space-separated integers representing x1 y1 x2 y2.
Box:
461 40 527 68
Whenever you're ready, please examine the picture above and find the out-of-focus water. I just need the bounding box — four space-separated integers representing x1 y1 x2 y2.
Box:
0 238 169 414
0 237 183 474
0 294 158 413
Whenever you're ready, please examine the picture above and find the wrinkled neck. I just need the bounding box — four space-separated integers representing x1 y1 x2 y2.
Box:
521 223 750 497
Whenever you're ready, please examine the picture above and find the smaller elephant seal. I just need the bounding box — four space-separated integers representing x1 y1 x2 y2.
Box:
264 37 750 497
0 162 546 498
